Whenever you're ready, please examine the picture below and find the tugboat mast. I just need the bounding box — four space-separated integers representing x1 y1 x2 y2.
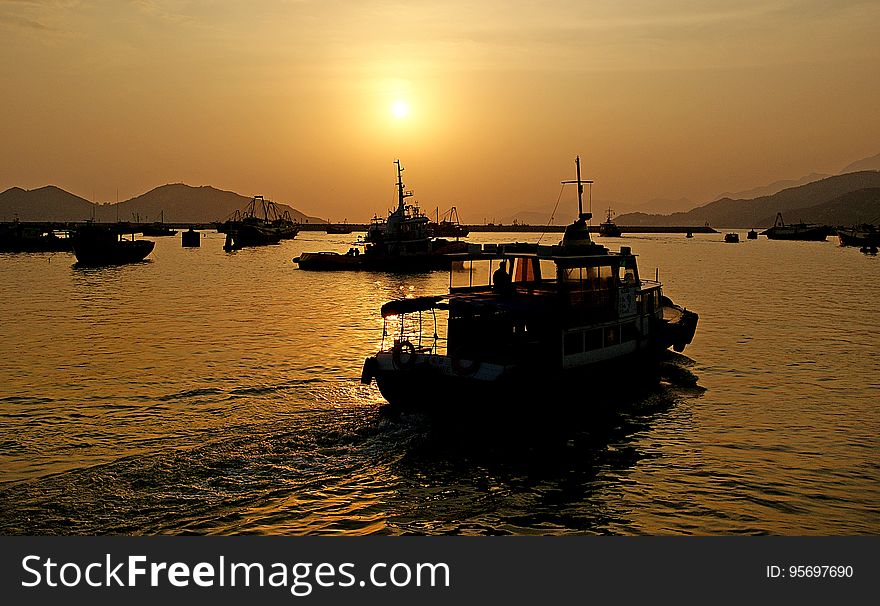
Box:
394 159 413 212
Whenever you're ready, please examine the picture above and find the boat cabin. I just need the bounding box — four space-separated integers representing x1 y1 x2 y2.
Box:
379 243 663 371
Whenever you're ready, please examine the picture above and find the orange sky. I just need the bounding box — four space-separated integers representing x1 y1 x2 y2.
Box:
1 1 878 220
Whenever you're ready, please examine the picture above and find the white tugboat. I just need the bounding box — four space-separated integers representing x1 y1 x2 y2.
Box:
361 157 699 408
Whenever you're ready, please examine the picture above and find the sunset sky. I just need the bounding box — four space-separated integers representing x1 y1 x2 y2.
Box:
1 0 878 220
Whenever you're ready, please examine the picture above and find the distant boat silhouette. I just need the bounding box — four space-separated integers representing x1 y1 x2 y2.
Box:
295 160 467 271
139 210 177 237
761 213 830 241
837 224 879 247
428 206 469 238
218 196 293 250
598 207 622 237
72 223 154 265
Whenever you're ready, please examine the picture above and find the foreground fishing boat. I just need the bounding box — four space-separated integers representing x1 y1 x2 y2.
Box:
72 223 154 266
761 213 831 241
361 157 698 408
294 160 467 271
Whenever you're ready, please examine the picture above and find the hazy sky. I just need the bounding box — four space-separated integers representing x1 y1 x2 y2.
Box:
1 0 878 220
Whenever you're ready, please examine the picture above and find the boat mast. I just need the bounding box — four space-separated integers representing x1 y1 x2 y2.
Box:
395 159 406 212
562 155 593 221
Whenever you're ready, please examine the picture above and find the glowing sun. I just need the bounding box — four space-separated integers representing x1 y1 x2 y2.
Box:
391 100 410 119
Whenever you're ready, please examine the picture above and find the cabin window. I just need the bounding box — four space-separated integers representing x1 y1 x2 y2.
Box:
564 331 583 355
598 265 616 289
585 329 603 350
539 260 557 282
604 326 619 347
451 259 492 289
558 266 599 288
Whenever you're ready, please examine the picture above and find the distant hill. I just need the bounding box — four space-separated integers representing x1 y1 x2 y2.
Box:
105 184 321 224
629 197 697 215
756 188 880 227
0 186 96 221
616 171 880 227
0 183 322 224
840 152 880 174
713 173 830 202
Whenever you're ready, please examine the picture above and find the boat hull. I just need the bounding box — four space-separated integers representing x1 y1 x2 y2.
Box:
363 303 697 409
761 226 830 241
223 226 282 250
73 240 155 266
364 349 666 409
295 251 363 270
838 229 879 247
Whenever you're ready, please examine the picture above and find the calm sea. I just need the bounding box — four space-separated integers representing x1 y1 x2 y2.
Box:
0 231 877 534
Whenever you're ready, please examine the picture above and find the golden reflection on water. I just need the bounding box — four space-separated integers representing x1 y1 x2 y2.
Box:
0 231 878 534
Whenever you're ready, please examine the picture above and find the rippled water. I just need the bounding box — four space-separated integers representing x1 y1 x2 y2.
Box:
0 231 877 534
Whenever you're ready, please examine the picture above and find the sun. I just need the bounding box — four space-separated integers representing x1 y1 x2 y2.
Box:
391 99 410 119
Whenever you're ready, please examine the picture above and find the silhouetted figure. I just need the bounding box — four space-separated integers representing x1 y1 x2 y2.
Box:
493 260 511 292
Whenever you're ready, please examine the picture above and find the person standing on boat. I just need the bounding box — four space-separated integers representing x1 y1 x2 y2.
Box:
493 260 511 292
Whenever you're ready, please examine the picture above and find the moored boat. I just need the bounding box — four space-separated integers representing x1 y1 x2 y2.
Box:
747 229 758 240
598 207 622 237
760 213 830 241
295 160 467 271
0 220 73 252
325 221 353 235
219 195 291 250
837 224 879 247
139 211 177 237
724 232 739 243
361 157 699 408
428 206 469 238
72 222 154 266
294 249 363 270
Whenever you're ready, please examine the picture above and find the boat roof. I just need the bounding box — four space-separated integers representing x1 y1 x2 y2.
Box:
380 292 559 317
381 295 446 317
446 242 636 263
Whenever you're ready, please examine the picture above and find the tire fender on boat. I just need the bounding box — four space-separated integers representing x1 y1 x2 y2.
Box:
392 340 416 370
